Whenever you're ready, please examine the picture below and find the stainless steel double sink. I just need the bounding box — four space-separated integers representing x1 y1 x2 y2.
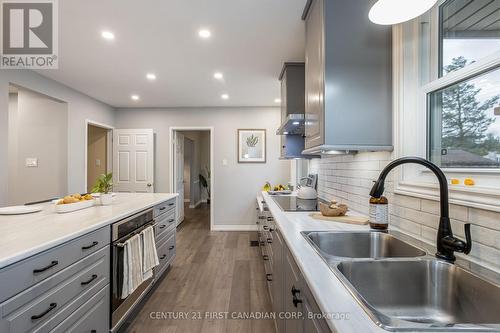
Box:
302 231 500 331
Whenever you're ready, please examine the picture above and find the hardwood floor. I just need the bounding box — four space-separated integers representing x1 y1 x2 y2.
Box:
125 203 276 333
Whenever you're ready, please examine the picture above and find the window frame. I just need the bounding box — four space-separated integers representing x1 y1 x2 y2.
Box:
393 1 500 212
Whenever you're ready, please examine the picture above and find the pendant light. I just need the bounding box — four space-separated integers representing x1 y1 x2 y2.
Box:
369 0 438 25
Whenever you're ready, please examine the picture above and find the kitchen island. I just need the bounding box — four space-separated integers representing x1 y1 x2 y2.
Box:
0 193 177 333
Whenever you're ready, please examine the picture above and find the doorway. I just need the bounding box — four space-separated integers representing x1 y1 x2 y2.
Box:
85 120 113 193
170 127 213 229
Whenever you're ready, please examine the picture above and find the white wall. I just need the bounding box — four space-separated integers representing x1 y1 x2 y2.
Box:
8 90 68 205
0 71 115 206
115 107 290 227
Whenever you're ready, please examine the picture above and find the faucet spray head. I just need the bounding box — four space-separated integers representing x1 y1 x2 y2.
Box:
370 179 385 198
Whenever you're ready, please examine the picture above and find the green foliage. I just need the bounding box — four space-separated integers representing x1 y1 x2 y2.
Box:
246 134 259 147
441 57 500 157
91 173 113 194
199 166 211 198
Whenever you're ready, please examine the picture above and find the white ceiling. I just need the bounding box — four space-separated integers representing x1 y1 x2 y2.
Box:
36 0 307 108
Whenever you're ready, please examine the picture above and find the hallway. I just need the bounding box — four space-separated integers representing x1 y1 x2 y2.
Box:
126 204 275 333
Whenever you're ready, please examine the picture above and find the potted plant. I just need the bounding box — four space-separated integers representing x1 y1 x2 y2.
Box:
199 166 211 204
92 172 113 205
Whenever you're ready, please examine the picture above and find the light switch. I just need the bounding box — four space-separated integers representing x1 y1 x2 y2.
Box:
222 159 228 166
95 159 101 167
26 158 38 167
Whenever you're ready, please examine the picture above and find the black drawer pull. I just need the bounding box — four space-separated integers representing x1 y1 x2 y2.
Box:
159 224 166 229
269 228 275 232
159 207 166 211
293 295 303 307
291 286 300 296
263 226 269 231
266 274 272 282
263 255 269 261
169 245 175 250
91 330 97 333
267 238 272 244
168 219 175 223
31 302 57 320
81 274 98 286
82 241 99 250
267 217 273 221
168 203 174 206
160 254 167 260
33 260 58 274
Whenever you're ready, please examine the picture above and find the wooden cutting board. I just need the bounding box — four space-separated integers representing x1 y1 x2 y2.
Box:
309 213 369 225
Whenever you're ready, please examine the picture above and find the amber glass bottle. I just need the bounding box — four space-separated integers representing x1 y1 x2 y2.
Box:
369 196 388 230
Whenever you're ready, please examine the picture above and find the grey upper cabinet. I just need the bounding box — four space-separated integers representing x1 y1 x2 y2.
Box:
277 62 319 159
302 0 393 153
304 0 325 150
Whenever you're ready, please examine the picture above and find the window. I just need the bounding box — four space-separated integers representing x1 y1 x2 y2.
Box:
429 67 500 168
428 0 500 169
439 0 500 77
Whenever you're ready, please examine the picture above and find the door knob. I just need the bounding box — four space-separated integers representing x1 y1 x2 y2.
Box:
147 183 152 187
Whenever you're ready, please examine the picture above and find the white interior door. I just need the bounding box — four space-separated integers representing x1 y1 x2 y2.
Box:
113 129 154 193
174 132 185 225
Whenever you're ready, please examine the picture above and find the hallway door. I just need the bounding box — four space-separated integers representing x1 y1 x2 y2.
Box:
174 131 185 224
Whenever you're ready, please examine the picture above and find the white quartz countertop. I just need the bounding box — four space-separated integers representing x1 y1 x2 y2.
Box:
261 192 459 333
0 193 177 269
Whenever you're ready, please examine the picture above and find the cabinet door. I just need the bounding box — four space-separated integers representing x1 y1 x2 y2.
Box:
271 229 284 333
284 250 304 333
304 0 325 149
281 71 288 121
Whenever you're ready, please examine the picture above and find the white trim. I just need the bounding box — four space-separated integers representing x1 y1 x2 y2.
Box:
169 126 214 231
188 200 203 209
422 51 500 94
84 119 114 193
392 13 500 212
211 224 258 231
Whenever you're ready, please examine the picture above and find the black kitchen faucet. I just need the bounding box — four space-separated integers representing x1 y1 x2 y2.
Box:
369 156 472 262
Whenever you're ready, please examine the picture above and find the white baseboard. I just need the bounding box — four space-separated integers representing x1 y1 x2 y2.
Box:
211 224 258 231
188 200 203 209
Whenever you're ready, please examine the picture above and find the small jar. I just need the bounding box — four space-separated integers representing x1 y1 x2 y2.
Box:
369 196 388 230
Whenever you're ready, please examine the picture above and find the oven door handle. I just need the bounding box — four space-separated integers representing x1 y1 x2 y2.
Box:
114 222 157 247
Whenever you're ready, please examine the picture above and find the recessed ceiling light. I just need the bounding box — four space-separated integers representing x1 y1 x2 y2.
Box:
221 94 229 100
146 73 156 80
292 121 300 125
131 94 140 101
213 72 223 80
283 131 289 135
198 29 211 38
101 31 115 40
274 98 281 103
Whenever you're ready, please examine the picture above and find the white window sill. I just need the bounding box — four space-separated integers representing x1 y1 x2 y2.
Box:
396 180 500 213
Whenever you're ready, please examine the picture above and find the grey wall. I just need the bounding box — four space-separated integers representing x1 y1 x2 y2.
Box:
0 71 115 206
8 90 68 205
115 107 290 227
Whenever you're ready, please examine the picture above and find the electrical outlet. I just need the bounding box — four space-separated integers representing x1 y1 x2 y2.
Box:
26 158 38 167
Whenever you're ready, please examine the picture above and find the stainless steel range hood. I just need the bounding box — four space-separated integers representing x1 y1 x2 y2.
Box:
276 114 304 135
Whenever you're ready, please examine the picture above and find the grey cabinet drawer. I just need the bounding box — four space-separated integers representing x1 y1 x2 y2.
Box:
154 199 176 218
0 227 110 303
156 225 175 249
0 246 110 333
154 211 176 241
49 286 109 333
156 234 175 278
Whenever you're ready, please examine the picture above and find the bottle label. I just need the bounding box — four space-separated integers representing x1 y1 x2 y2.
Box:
369 204 388 225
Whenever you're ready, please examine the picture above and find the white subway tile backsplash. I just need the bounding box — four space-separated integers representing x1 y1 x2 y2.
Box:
311 155 500 271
